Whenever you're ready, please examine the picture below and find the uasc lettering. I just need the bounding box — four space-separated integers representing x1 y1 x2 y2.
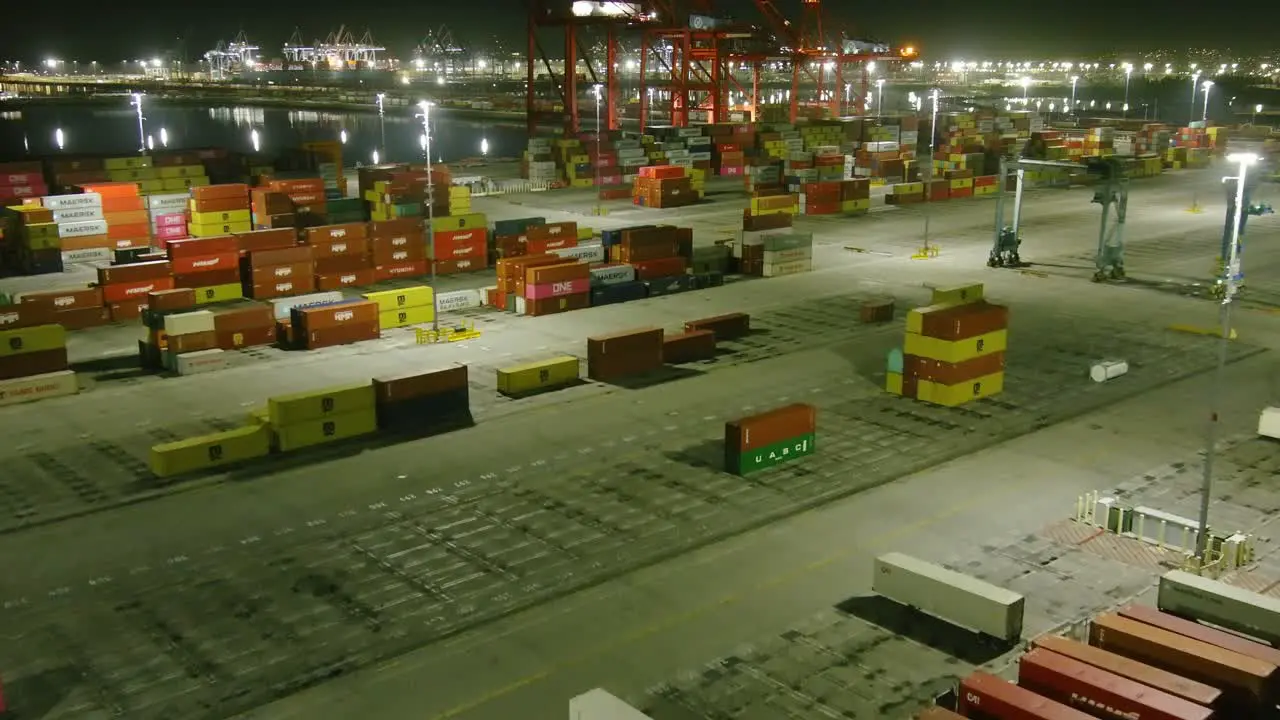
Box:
0 313 18 325
390 236 407 245
339 274 356 283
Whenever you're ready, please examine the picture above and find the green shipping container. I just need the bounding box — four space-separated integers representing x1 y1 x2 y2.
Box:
728 432 815 475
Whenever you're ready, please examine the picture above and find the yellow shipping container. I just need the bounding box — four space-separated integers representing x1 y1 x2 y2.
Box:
570 178 594 189
267 382 376 427
379 305 435 329
158 165 206 178
576 226 594 241
448 185 470 199
905 301 967 334
885 371 903 395
916 371 1004 407
430 213 486 233
496 355 580 396
104 156 152 170
973 184 998 196
904 328 1007 364
148 424 272 478
362 286 433 313
161 176 208 191
247 406 270 426
192 283 244 305
272 407 379 453
138 179 165 193
841 198 871 213
190 220 251 237
949 177 974 190
24 231 60 251
0 324 66 357
190 208 251 226
930 283 984 305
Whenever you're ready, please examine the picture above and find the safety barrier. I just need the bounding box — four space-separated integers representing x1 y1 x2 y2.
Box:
414 320 481 344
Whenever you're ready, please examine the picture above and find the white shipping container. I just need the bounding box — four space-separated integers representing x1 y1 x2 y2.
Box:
688 151 712 162
176 349 232 376
61 247 111 265
1158 570 1280 646
164 310 217 336
270 292 345 320
872 552 1025 642
52 206 104 223
589 264 635 285
434 289 483 313
0 370 79 407
762 259 813 277
568 688 653 720
620 157 649 168
57 219 109 238
663 149 691 160
147 193 190 211
763 247 814 265
675 127 703 138
616 147 646 159
552 241 606 264
42 192 102 210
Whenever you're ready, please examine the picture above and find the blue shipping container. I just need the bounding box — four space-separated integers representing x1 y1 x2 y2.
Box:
645 275 697 297
590 280 648 306
691 272 724 289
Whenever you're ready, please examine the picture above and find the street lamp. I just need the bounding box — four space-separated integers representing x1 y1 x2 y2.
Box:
1201 79 1214 123
1070 75 1079 113
130 92 146 153
1122 63 1132 117
375 93 386 161
844 83 851 115
1189 71 1201 124
416 100 440 334
593 84 603 215
875 78 885 116
1020 76 1030 101
1254 104 1263 124
1196 151 1259 563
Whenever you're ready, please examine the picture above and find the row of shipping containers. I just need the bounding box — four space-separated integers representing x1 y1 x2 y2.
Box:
926 569 1280 720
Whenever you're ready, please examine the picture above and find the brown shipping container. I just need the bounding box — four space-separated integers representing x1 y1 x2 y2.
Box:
920 301 1009 341
726 403 817 454
54 306 111 330
216 325 276 350
296 299 379 332
168 330 219 355
526 261 589 286
213 305 274 333
526 293 590 317
904 351 1006 385
1090 613 1275 707
958 670 1096 720
525 221 577 241
1019 648 1215 720
315 255 373 276
1118 605 1280 668
685 312 750 340
372 365 469 405
662 329 717 364
20 287 103 310
234 228 297 255
309 236 369 260
370 242 426 266
915 709 965 720
1033 635 1223 708
304 222 368 243
0 303 55 330
109 300 149 322
97 261 172 286
248 276 316 300
368 217 423 238
174 269 240 289
369 232 425 253
306 320 380 350
860 299 895 324
586 327 664 361
147 288 197 312
248 245 313 268
316 269 376 290
249 262 314 285
0 347 69 380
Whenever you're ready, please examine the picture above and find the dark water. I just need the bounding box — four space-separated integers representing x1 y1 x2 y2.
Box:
0 102 530 164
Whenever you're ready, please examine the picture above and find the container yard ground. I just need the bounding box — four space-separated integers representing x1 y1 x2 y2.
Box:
0 164 1274 719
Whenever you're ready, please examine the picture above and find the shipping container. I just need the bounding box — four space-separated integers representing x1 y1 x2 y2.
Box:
19 287 103 310
567 689 654 720
362 286 434 313
0 324 66 358
905 352 1006 385
728 433 815 475
586 327 664 381
958 670 1095 720
496 356 580 396
904 328 1007 364
294 300 379 332
378 305 434 329
1119 604 1280 668
916 708 966 720
0 348 68 380
931 283 984 305
216 324 276 350
872 552 1024 642
662 330 716 364
1018 648 1214 720
52 306 111 331
724 403 816 454
685 312 750 340
175 349 232 376
148 424 271 478
267 383 376 427
305 321 380 350
372 365 468 405
1031 635 1223 708
907 301 1009 341
0 370 78 407
590 280 648 306
1158 570 1280 647
1089 613 1275 708
272 408 378 452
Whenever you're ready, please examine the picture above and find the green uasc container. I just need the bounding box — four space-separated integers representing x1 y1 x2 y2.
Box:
730 433 816 476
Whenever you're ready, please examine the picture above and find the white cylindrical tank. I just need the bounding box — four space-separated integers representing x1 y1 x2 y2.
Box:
1090 360 1129 383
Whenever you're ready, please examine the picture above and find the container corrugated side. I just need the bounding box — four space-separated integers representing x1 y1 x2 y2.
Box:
1158 570 1280 647
1031 634 1223 708
267 383 376 427
496 356 579 395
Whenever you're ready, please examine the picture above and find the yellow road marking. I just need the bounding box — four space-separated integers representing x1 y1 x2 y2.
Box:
430 477 1016 719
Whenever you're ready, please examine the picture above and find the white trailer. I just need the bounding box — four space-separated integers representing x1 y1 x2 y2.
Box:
569 688 654 720
872 552 1025 642
1158 569 1280 646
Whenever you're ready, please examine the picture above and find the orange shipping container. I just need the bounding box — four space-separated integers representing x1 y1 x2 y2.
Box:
189 196 249 214
374 260 428 282
296 299 379 332
107 222 152 241
108 300 149 322
234 228 297 255
526 261 588 286
368 217 423 239
191 183 250 202
316 269 376 290
434 257 488 275
174 268 239 289
304 222 367 243
247 276 316 300
58 235 112 252
310 236 369 259
20 287 103 310
725 404 817 453
167 236 238 259
101 195 145 213
249 262 313 285
78 181 139 199
103 209 149 225
102 277 175 304
213 306 274 333
53 306 111 330
97 261 171 286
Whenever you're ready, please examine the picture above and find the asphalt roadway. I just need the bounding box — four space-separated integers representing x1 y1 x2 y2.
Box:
0 165 1275 719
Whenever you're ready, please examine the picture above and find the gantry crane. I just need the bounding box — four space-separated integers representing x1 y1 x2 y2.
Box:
989 156 1130 282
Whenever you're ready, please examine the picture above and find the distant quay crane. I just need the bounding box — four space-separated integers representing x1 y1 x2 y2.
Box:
205 30 259 79
283 26 386 69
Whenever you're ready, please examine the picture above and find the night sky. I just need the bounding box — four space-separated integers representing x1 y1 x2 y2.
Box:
10 0 1270 63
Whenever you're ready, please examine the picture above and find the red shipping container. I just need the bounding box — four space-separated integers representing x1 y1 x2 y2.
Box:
247 276 316 300
1117 604 1280 668
168 236 238 259
316 269 377 290
315 255 372 275
0 172 42 186
951 187 973 199
630 256 688 280
53 306 111 330
0 184 46 201
249 262 313 285
804 202 840 215
374 260 428 282
103 277 175 304
432 228 487 259
526 236 577 254
97 261 172 286
172 252 239 275
1019 649 1214 720
958 671 1094 720
108 300 149 322
433 256 488 275
174 269 239 289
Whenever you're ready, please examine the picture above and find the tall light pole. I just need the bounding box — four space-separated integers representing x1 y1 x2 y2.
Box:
1189 71 1201 124
593 84 603 215
375 93 387 162
875 78 885 116
1196 152 1258 563
1070 75 1079 114
1202 79 1214 124
417 100 440 334
131 92 146 153
1021 76 1030 102
1123 63 1132 117
844 83 851 115
922 88 941 255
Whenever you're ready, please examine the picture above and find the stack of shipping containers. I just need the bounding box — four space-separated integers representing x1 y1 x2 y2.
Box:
0 161 48 205
189 184 251 238
364 218 423 287
723 403 816 476
169 235 243 305
48 192 107 269
1 204 62 274
361 286 433 331
888 284 1007 407
430 212 488 276
149 193 191 247
258 382 379 453
242 245 315 300
372 365 471 435
632 165 699 209
291 298 381 350
303 221 371 290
